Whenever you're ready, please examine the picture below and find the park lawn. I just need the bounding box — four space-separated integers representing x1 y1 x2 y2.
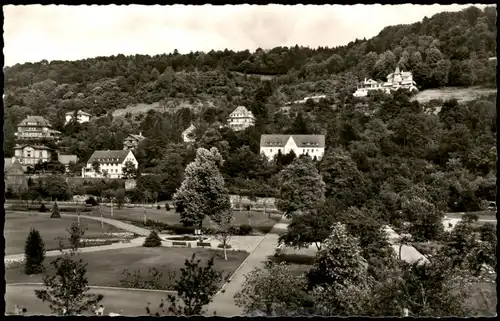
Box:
446 211 497 221
5 284 172 316
6 247 248 289
4 212 126 255
93 206 281 231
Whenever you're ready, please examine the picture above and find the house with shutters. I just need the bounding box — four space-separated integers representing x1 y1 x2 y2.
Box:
13 144 54 167
353 66 418 97
260 134 326 160
82 150 138 179
227 106 255 131
65 110 92 125
123 133 146 150
15 115 61 141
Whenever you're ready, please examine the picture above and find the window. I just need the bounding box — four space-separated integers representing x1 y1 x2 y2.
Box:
270 149 273 153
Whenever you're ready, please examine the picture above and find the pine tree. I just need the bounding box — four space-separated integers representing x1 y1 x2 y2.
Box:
24 228 46 275
51 201 61 218
143 231 162 247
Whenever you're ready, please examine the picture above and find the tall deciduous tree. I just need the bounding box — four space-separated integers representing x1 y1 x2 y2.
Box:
173 147 231 229
235 260 312 316
275 156 325 218
122 160 137 179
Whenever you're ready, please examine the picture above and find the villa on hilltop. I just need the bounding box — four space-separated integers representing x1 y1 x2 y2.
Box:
353 66 418 97
65 110 92 125
260 134 326 160
82 150 138 179
227 106 255 131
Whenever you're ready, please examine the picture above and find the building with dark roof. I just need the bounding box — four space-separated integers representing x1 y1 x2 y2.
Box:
227 106 255 131
260 134 326 160
123 133 146 150
82 150 138 178
15 115 61 141
4 158 28 194
13 144 54 167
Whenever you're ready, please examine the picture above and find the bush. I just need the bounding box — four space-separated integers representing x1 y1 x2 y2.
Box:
39 204 47 213
239 224 253 235
24 228 45 275
169 224 195 235
145 219 170 231
165 203 171 211
50 202 61 218
143 231 162 247
85 197 98 206
157 205 161 210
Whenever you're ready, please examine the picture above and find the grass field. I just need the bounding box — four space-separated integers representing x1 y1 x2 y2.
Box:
4 213 126 255
88 206 282 232
6 247 248 289
412 86 497 104
5 284 172 316
445 211 497 221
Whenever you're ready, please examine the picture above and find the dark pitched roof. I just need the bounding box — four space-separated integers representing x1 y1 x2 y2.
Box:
18 116 52 127
87 150 132 164
4 158 13 172
58 154 78 165
5 158 24 174
260 135 325 148
14 144 53 150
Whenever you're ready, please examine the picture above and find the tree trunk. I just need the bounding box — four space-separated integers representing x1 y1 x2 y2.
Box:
239 195 242 212
223 243 228 260
399 242 403 260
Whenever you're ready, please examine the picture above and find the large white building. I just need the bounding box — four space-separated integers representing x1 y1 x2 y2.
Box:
353 66 418 97
65 110 92 125
82 150 138 179
15 115 61 141
260 135 326 160
227 106 255 131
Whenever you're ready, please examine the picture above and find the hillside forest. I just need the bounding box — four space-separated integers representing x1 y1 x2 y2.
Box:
3 6 497 217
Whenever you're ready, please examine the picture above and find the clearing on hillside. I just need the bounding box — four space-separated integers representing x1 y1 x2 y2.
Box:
412 86 497 104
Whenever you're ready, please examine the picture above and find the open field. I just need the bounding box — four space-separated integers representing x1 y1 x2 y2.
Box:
88 206 282 232
5 284 173 316
6 247 248 289
412 86 497 104
4 212 126 255
445 211 497 221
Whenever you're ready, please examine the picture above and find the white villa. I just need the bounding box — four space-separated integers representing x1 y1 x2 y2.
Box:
13 144 54 166
182 124 196 143
353 66 418 97
82 150 138 179
15 115 61 141
65 110 92 125
227 106 255 131
260 134 326 160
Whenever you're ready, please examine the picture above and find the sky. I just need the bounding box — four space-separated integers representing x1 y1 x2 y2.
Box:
3 4 490 67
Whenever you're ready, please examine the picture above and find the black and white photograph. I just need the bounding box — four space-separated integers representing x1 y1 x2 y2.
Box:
2 3 497 317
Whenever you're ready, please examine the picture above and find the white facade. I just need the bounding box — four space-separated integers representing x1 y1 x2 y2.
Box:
227 106 255 131
82 150 138 179
65 110 91 125
182 124 196 143
353 67 418 97
260 135 325 161
13 145 52 165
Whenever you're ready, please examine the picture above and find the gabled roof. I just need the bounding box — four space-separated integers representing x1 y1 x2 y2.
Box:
5 158 24 175
14 144 53 150
58 154 78 165
182 124 196 135
125 133 145 141
65 110 92 116
18 116 52 127
229 106 255 118
87 150 132 164
260 135 325 148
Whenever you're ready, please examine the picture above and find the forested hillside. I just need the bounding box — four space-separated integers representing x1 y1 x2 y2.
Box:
3 5 497 213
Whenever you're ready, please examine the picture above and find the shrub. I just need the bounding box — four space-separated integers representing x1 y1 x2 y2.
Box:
85 197 98 206
169 224 195 235
157 205 161 210
255 225 273 234
39 204 47 213
50 202 61 218
239 224 253 235
24 228 45 275
165 203 171 211
143 231 162 247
